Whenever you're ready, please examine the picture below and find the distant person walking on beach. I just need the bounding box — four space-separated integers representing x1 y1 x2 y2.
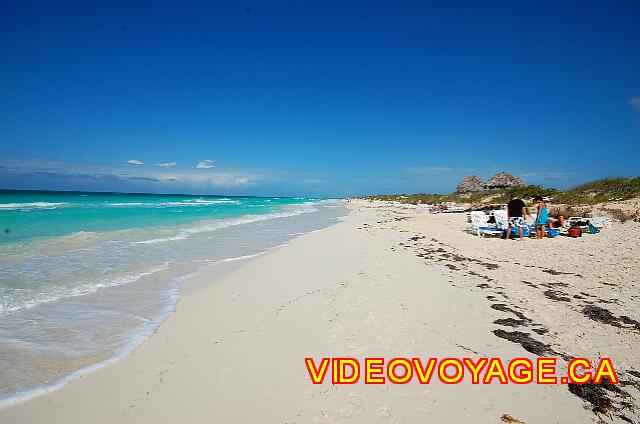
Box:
533 196 549 239
506 194 528 240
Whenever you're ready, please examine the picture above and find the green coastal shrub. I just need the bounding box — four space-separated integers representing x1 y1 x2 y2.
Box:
358 177 640 207
554 177 640 204
505 185 559 199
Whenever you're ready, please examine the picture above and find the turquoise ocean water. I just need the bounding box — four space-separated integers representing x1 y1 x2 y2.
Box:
0 190 347 405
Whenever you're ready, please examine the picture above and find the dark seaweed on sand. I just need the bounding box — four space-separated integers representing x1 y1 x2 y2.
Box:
398 226 639 420
542 268 582 277
544 289 571 302
568 382 613 414
492 329 553 356
490 304 530 323
493 318 528 327
583 305 640 332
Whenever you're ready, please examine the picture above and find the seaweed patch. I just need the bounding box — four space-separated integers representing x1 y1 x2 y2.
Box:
492 329 553 356
583 305 640 332
543 289 571 302
568 382 613 414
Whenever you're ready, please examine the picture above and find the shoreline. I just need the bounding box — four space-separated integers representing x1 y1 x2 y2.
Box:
0 209 349 411
1 201 637 423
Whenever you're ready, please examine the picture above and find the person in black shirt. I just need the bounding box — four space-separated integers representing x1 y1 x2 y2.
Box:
506 195 528 240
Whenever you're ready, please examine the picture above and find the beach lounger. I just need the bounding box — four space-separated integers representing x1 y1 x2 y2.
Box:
493 210 534 238
493 210 509 230
526 222 559 238
503 225 531 238
470 211 502 237
528 213 559 235
585 217 612 229
567 217 585 227
567 216 611 230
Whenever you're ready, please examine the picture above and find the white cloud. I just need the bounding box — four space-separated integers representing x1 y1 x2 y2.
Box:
629 97 640 112
0 158 252 189
0 158 339 196
127 159 144 165
156 162 177 168
196 160 215 169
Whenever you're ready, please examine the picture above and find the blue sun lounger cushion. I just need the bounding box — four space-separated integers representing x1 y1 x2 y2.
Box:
503 226 530 238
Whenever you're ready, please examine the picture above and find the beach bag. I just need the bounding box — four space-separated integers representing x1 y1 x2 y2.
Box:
588 222 600 234
568 226 582 238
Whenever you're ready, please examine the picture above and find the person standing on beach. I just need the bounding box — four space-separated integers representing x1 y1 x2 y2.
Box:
505 194 528 240
533 196 549 239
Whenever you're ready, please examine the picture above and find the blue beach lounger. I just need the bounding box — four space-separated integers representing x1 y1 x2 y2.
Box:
470 211 502 237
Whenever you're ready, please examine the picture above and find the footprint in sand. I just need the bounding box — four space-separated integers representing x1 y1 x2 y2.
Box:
375 405 390 418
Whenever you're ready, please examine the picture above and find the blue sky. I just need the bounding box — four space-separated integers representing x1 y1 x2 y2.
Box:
1 0 639 197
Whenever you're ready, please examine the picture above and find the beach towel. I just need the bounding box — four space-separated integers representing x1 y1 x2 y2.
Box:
545 228 559 238
535 206 549 226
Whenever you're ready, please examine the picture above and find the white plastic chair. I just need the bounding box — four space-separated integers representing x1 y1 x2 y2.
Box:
493 210 509 230
470 211 502 237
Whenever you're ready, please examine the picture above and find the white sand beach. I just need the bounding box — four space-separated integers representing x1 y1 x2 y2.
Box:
1 201 638 423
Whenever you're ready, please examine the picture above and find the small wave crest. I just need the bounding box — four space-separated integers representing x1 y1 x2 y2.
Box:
0 202 68 210
132 234 190 245
132 204 318 245
0 263 170 314
108 199 239 208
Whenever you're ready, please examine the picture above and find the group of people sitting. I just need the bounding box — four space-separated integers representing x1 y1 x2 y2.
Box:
505 194 563 240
